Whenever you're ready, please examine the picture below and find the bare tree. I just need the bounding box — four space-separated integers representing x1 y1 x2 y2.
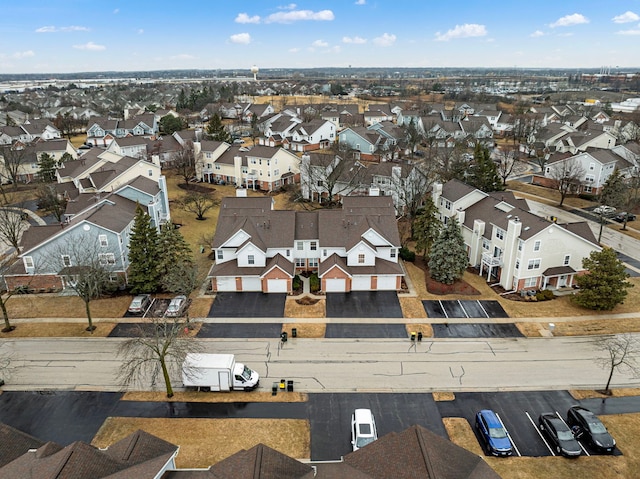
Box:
48 236 118 332
172 140 199 185
301 154 368 207
117 317 202 398
495 146 527 186
0 145 28 189
180 191 219 221
36 184 67 222
546 158 585 207
0 206 29 253
595 334 640 395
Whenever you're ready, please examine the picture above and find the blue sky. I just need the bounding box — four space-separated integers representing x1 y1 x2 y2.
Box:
2 1 640 74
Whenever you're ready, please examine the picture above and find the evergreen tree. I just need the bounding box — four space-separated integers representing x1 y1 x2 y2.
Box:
468 143 503 192
176 88 187 110
597 169 627 241
127 205 160 294
37 153 57 183
428 218 468 284
157 222 194 290
412 198 441 259
573 248 632 311
206 113 232 142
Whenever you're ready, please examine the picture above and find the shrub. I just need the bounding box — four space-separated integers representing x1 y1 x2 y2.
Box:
535 289 555 301
309 273 320 293
579 193 597 202
399 247 416 262
292 275 302 291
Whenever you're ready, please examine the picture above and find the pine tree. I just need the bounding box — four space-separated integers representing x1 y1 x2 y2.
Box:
413 198 441 259
157 222 194 290
127 205 160 294
574 248 632 311
468 143 503 192
37 153 57 183
428 218 469 284
206 113 232 142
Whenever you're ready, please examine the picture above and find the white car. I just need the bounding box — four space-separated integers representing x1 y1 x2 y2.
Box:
593 205 615 216
165 295 188 317
351 408 378 451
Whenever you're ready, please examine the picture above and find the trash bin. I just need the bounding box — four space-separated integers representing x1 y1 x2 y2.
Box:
281 331 288 343
287 380 294 392
279 379 286 390
291 328 297 338
272 382 278 396
410 332 416 341
417 331 423 342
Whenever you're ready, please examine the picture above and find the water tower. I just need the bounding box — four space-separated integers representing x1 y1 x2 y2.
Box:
251 65 259 81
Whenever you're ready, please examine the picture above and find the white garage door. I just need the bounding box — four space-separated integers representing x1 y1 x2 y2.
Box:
267 279 288 293
242 277 262 291
352 276 371 291
325 278 346 292
376 276 398 290
216 277 236 292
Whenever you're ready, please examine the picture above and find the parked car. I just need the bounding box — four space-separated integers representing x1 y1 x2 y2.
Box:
128 294 151 314
566 406 616 453
475 409 513 456
538 413 582 457
165 295 188 317
593 205 616 216
351 408 378 451
233 138 245 144
613 212 636 223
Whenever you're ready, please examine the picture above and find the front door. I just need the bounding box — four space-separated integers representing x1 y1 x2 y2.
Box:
558 275 567 288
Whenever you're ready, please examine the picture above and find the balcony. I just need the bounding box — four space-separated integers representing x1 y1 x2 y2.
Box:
482 252 503 267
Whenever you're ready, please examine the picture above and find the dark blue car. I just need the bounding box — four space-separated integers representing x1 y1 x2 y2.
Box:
475 409 513 456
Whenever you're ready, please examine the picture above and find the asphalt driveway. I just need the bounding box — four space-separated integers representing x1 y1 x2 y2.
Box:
432 323 524 338
422 300 509 319
325 292 403 318
197 322 283 338
324 323 408 338
208 292 286 317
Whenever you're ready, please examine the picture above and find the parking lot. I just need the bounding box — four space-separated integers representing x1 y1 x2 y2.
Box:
326 292 403 318
422 300 509 319
208 292 287 317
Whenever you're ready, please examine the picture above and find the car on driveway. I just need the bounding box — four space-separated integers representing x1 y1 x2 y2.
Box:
165 295 188 317
593 205 616 216
475 409 513 456
613 212 636 223
538 413 581 457
351 408 378 451
566 406 616 453
128 294 151 315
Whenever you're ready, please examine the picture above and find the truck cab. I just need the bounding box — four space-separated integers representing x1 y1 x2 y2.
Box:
233 363 260 390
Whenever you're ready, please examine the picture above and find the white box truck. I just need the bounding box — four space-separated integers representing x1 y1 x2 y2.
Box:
182 353 259 391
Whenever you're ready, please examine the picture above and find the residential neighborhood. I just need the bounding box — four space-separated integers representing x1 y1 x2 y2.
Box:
1 66 640 479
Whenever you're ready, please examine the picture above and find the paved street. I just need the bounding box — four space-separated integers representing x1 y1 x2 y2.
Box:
2 335 638 393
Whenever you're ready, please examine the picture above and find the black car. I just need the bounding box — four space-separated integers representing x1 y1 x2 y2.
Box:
538 413 581 457
566 406 616 453
613 212 636 223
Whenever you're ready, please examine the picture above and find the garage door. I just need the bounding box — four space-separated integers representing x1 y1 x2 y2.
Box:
267 279 288 293
352 276 371 291
376 276 398 290
242 277 262 291
216 277 236 292
325 278 346 292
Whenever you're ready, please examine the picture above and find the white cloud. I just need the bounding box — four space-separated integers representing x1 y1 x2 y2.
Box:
235 13 261 24
530 30 544 38
279 3 297 9
373 33 396 46
616 28 640 35
289 47 300 53
73 42 106 51
343 36 367 44
265 9 334 23
355 0 366 4
230 33 251 44
36 25 90 33
435 24 487 41
312 39 329 48
612 11 640 23
12 50 35 59
549 13 589 28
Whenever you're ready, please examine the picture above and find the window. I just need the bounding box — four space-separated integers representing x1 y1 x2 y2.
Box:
390 248 396 258
99 235 108 247
323 249 328 257
148 169 153 177
589 162 595 171
62 255 71 267
309 258 318 267
24 256 34 268
286 249 290 257
527 258 541 270
518 240 524 251
217 250 223 260
524 277 538 288
310 241 317 251
585 175 594 183
215 164 221 170
515 259 520 269
247 255 255 265
563 254 571 266
358 254 365 264
495 228 505 240
533 240 541 252
482 239 490 251
295 258 305 267
443 199 452 210
99 253 116 265
297 241 304 251
274 169 279 176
